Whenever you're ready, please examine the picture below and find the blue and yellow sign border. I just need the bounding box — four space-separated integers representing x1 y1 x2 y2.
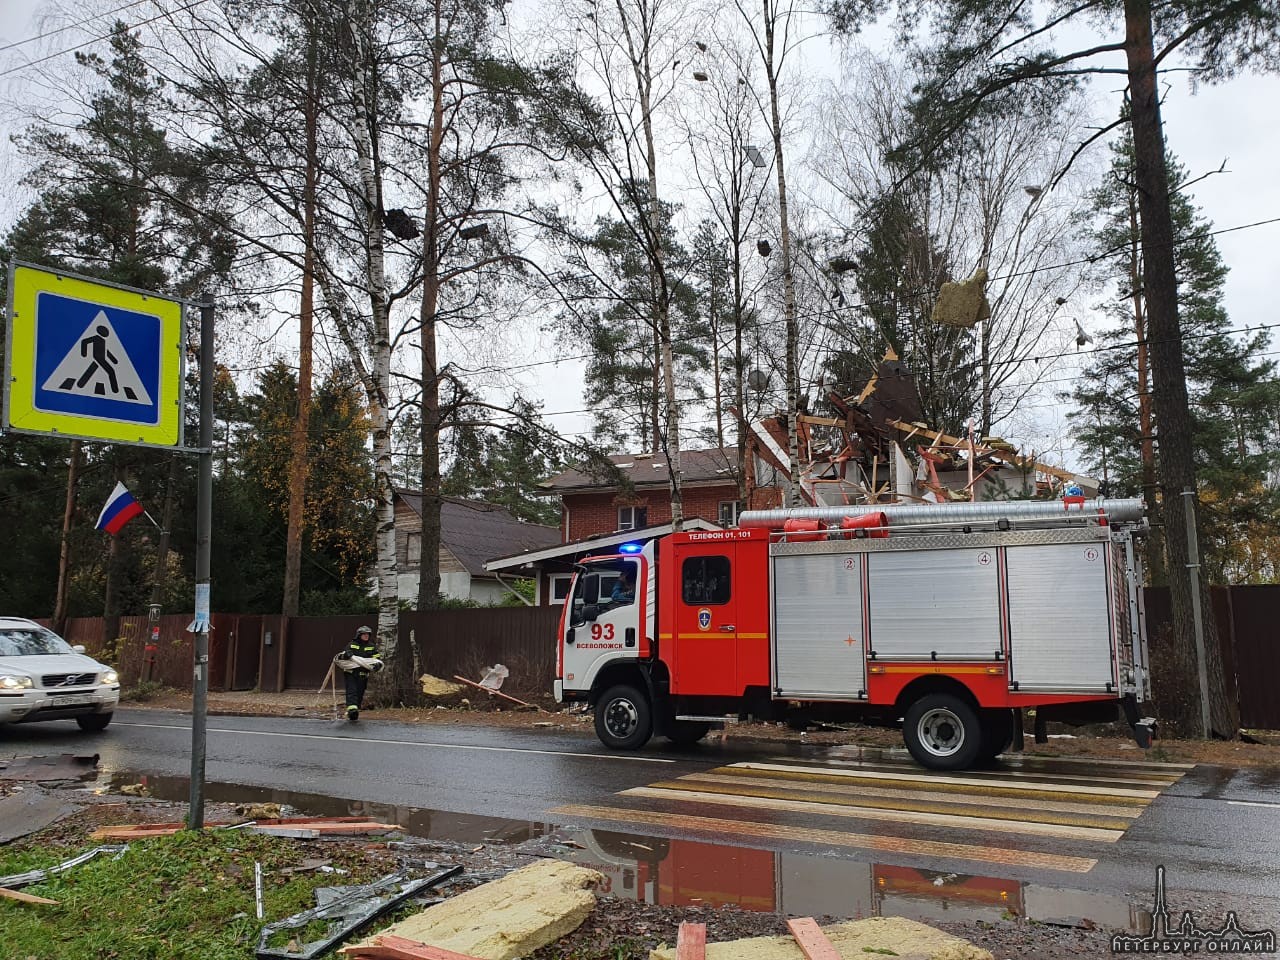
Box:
3 261 185 448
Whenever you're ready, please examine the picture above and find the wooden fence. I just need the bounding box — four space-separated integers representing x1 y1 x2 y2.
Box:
282 608 561 696
34 585 1280 729
1144 584 1280 731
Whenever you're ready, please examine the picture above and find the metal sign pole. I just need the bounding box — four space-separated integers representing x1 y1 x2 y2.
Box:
1181 488 1212 739
188 294 214 829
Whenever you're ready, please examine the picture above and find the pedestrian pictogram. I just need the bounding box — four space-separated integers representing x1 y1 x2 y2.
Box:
41 311 153 405
3 262 183 447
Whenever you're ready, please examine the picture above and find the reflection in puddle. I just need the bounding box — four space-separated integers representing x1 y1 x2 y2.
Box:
559 832 1152 933
97 771 1146 931
98 771 557 845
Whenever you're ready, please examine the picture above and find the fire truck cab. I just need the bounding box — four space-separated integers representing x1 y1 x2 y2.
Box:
555 498 1152 770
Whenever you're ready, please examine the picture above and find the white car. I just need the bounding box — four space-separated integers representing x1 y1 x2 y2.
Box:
0 617 120 731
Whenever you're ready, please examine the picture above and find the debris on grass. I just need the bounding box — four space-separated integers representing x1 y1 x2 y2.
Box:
255 866 462 960
91 817 402 841
0 843 129 889
359 859 602 960
420 674 465 698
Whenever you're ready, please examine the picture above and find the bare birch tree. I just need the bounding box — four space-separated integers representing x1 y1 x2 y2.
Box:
539 0 695 528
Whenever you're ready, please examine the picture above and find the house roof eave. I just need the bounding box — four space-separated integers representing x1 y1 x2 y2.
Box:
484 518 723 572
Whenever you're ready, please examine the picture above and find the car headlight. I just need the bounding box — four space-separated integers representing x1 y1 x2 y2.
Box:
101 669 119 685
0 675 34 690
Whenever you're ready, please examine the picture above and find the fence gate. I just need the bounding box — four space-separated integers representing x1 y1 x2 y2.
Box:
229 615 262 691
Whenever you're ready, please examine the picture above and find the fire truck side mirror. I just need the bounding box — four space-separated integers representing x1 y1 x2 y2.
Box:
566 628 576 644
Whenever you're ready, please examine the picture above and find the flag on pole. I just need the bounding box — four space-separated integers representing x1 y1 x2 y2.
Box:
96 482 144 535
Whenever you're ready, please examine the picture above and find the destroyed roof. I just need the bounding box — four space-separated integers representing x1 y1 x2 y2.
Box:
395 492 560 575
539 447 738 494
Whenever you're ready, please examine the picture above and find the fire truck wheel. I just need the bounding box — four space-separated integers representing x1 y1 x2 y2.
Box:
595 684 653 750
665 720 711 746
903 693 982 770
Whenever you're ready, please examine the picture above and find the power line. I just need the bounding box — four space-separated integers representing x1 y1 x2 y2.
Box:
0 0 213 79
0 0 160 53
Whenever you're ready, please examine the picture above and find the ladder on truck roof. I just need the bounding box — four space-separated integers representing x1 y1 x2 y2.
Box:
739 496 1144 538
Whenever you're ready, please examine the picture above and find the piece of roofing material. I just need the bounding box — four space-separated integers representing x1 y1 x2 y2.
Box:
0 753 99 781
0 844 128 888
256 866 462 960
739 497 1145 529
0 789 79 843
359 859 602 960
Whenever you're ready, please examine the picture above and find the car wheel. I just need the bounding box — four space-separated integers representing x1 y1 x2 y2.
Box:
76 712 112 732
594 685 652 750
903 693 981 771
665 720 711 746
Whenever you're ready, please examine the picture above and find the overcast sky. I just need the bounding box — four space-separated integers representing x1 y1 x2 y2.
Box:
3 0 1278 468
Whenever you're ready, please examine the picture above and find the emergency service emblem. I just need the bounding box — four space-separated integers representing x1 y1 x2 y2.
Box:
697 608 712 631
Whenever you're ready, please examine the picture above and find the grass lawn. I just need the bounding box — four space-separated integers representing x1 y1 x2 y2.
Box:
0 830 395 960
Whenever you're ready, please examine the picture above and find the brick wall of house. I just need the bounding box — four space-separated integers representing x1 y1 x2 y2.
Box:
560 483 740 541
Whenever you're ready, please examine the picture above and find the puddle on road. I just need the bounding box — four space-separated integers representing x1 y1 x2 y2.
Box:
95 770 1148 932
95 771 558 845
553 831 1151 932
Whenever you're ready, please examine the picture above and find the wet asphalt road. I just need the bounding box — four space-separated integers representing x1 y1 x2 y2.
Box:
5 708 1280 923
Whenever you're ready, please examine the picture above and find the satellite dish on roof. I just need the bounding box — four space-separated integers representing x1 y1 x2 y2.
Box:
747 369 769 392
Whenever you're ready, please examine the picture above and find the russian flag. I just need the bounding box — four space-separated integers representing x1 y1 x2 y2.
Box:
96 482 144 535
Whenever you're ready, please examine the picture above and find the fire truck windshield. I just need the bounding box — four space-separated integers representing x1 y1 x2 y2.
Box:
570 559 638 624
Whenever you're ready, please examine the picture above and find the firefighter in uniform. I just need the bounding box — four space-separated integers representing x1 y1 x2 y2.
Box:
338 625 378 722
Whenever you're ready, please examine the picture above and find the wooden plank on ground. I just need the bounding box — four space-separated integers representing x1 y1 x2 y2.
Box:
676 921 707 960
450 675 547 712
341 933 485 959
249 826 322 838
786 918 842 960
0 886 60 905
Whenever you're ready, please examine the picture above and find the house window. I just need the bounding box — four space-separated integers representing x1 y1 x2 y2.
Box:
407 532 422 566
549 574 574 605
682 555 731 605
618 505 647 531
718 500 742 527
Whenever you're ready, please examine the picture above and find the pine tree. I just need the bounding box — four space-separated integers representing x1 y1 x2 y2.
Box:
442 398 565 526
1069 132 1280 586
231 362 376 610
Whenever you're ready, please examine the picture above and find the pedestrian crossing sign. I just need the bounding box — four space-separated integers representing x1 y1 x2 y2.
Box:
4 262 184 447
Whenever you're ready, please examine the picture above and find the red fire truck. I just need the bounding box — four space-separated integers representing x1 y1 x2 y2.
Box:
554 497 1153 770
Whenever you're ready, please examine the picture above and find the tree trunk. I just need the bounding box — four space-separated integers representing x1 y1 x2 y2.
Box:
1124 0 1236 736
417 0 445 614
1129 188 1165 585
763 0 801 506
418 294 443 611
624 0 683 531
283 37 319 619
347 0 402 700
733 241 748 504
52 440 81 635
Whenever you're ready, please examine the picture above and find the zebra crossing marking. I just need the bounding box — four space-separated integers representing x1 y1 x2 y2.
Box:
551 755 1190 874
551 803 1100 873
